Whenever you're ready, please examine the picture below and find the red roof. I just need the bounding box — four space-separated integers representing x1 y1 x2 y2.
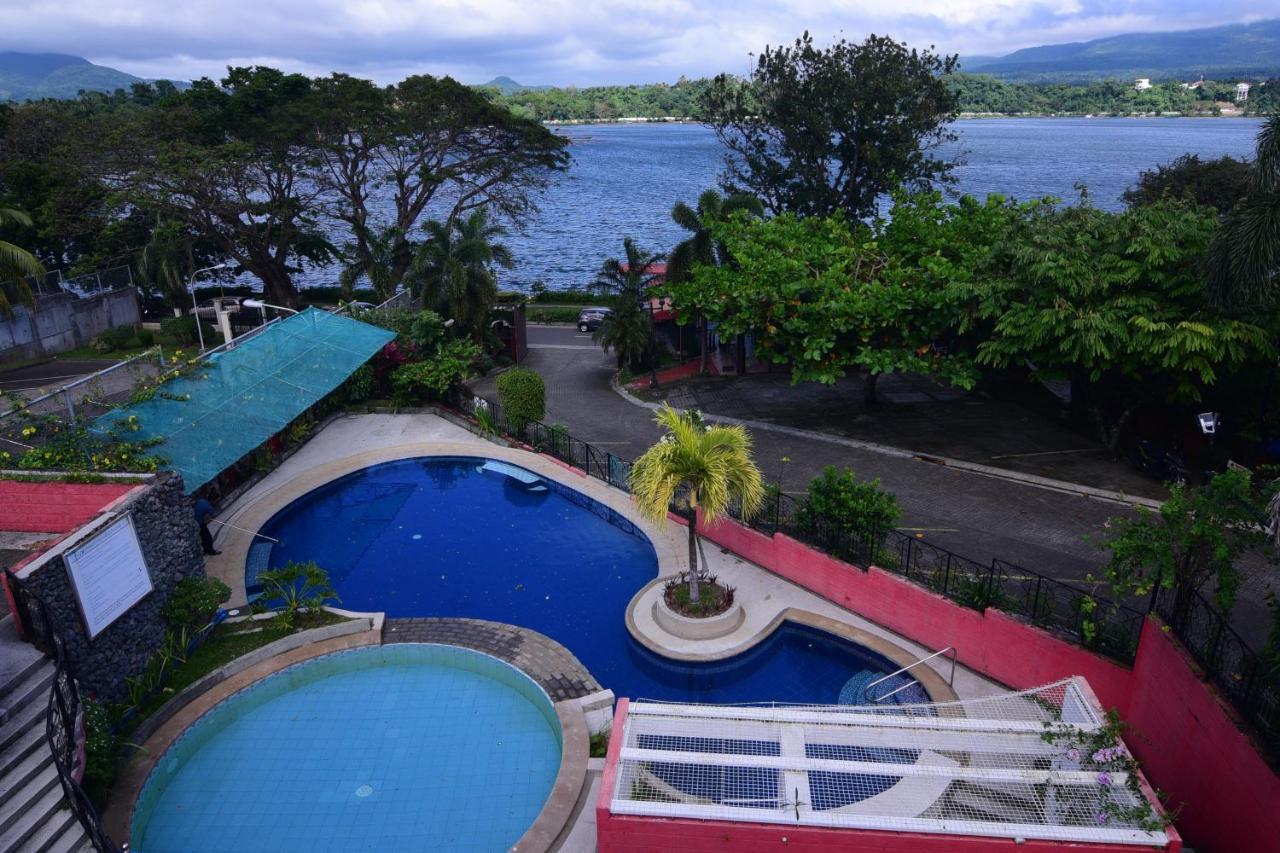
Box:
0 480 138 533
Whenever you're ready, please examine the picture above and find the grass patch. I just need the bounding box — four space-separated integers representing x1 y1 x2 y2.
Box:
121 609 347 731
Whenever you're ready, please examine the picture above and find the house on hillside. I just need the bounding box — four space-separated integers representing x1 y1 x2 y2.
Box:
1134 78 1152 90
1237 82 1251 102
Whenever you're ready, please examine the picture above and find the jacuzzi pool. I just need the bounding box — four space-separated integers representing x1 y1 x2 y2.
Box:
252 457 928 707
131 644 562 853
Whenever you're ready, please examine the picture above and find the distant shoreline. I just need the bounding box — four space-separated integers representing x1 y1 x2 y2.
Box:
544 113 1264 126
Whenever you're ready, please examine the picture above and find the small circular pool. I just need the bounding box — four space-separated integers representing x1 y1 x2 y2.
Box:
131 644 562 853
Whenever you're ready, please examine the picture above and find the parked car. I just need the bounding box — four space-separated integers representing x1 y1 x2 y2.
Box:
190 296 247 320
577 306 612 332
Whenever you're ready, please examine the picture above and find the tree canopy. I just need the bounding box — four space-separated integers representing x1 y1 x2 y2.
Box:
701 32 959 219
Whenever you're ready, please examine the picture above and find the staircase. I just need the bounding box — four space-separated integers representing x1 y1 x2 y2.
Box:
0 615 93 853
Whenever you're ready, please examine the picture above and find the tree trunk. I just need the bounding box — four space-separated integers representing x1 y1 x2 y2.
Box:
863 371 880 406
699 316 709 376
256 264 301 310
687 508 700 603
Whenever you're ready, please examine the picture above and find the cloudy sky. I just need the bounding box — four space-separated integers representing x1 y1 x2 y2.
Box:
1 1 1276 86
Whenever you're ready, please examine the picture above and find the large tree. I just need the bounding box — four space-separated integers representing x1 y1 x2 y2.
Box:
1206 116 1280 311
702 32 959 219
1122 154 1252 215
312 73 569 297
666 189 762 374
111 68 336 308
408 207 513 340
666 209 979 400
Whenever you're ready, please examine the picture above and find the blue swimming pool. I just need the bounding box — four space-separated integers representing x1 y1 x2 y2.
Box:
256 457 920 705
132 645 561 853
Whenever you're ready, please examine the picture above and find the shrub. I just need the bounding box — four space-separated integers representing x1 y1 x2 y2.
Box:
389 339 481 406
795 466 901 537
136 329 156 347
82 698 118 803
496 367 545 429
160 315 216 345
89 324 136 352
409 310 447 353
341 363 374 404
162 576 231 631
254 561 340 630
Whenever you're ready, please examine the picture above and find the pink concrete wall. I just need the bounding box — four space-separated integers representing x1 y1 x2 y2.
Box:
682 511 1278 852
0 480 136 533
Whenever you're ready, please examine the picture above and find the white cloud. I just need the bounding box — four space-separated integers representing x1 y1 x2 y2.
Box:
0 0 1273 85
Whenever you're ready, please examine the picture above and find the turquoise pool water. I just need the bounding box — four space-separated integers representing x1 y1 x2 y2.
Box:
132 645 562 853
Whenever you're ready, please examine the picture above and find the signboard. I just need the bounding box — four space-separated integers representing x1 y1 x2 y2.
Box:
64 514 153 639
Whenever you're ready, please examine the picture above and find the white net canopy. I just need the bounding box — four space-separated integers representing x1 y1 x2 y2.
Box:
610 679 1170 847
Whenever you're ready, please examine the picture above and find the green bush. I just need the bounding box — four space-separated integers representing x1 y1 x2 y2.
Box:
795 466 901 537
254 561 340 630
341 363 374 404
528 307 580 324
82 698 118 803
162 576 231 631
409 310 447 352
496 367 545 429
389 339 481 405
159 315 216 346
136 329 156 347
89 324 136 352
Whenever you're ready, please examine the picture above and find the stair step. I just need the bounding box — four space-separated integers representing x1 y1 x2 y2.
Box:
0 775 66 849
0 682 49 755
0 652 51 725
46 820 90 853
0 742 54 802
0 663 55 726
13 806 77 853
0 722 47 780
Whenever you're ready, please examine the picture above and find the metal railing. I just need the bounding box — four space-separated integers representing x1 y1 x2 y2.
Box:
5 570 124 852
0 264 135 303
453 389 1146 664
1153 584 1279 755
866 646 957 703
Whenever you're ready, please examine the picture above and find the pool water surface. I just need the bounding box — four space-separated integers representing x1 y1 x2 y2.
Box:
257 457 921 705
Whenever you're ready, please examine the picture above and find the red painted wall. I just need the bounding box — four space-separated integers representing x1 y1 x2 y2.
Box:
0 480 136 533
1125 619 1280 853
673 512 1279 852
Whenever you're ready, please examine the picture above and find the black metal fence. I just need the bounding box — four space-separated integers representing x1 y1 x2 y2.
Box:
452 390 1146 663
5 571 124 853
1154 585 1279 755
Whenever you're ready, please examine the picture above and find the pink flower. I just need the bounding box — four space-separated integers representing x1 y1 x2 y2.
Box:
1097 772 1112 787
1096 811 1110 825
1066 748 1081 762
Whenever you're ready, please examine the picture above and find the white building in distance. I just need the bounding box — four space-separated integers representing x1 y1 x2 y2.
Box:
1135 78 1152 90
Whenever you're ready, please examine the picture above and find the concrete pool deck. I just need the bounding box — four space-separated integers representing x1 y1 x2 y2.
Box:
206 412 1009 704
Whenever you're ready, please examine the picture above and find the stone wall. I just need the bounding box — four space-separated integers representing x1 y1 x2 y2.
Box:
0 288 140 363
22 472 206 699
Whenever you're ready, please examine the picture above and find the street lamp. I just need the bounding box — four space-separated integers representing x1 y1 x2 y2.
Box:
188 263 228 352
242 298 298 316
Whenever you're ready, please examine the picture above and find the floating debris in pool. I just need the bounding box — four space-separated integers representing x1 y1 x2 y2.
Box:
515 584 524 591
355 784 373 798
412 534 422 540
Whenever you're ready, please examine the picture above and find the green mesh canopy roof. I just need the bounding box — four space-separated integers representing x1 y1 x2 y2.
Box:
95 308 394 493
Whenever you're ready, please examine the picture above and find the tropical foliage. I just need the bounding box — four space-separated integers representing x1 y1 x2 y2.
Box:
0 206 42 316
629 406 765 602
495 367 546 430
591 238 664 376
795 466 901 538
1206 116 1280 310
410 208 513 339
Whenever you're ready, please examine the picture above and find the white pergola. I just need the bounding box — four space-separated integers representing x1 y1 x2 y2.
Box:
609 678 1171 848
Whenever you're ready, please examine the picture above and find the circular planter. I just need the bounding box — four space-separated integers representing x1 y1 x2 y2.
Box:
653 594 745 641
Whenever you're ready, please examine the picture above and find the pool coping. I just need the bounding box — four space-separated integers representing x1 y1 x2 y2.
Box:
205 438 690 608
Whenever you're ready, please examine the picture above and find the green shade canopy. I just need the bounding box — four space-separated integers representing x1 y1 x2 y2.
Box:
96 308 395 493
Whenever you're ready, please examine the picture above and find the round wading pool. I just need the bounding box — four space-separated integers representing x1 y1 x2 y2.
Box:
131 644 562 853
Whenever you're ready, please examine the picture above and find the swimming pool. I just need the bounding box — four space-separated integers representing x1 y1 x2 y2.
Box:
131 644 562 853
255 457 925 705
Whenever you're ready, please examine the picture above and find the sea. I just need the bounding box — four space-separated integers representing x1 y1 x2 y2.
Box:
290 117 1266 293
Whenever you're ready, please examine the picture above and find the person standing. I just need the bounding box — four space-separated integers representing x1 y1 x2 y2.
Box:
194 497 220 556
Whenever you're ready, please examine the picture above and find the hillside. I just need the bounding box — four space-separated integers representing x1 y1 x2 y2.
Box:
0 52 144 100
963 19 1280 81
479 76 550 95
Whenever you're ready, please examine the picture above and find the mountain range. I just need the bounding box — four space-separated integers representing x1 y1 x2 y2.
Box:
3 17 1279 103
962 19 1280 82
0 52 146 100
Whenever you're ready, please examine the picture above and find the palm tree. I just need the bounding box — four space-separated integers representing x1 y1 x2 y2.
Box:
593 238 665 385
0 207 44 318
339 225 416 302
1207 116 1280 310
629 405 765 602
408 208 513 340
667 190 763 374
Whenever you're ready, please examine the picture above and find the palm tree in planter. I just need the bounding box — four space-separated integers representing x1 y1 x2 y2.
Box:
629 405 765 605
